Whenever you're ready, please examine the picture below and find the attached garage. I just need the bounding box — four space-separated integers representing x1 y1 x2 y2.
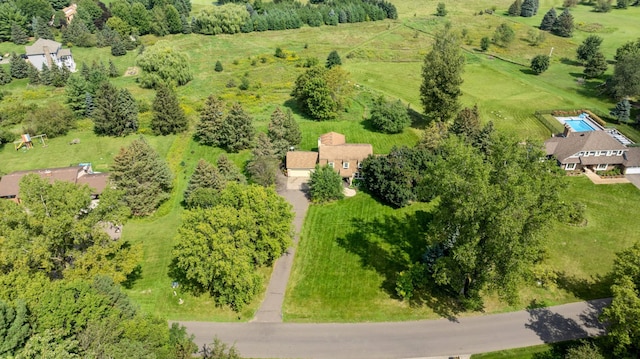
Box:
286 151 318 177
625 167 640 174
624 148 640 174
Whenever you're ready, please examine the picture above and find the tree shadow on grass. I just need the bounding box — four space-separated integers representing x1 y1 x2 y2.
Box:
560 57 582 67
121 264 142 289
520 68 538 76
408 106 429 129
336 210 463 320
282 98 307 118
554 271 612 300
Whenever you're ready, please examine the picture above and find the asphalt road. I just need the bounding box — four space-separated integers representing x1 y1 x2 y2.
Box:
178 298 610 359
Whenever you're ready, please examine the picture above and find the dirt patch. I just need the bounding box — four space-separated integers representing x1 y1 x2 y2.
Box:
124 66 139 76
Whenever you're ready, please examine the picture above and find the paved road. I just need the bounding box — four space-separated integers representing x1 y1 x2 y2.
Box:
180 298 610 359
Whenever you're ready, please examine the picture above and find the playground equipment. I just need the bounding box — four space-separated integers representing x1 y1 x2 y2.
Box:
14 134 47 150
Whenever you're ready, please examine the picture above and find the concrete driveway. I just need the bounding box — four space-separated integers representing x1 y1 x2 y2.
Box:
625 174 640 190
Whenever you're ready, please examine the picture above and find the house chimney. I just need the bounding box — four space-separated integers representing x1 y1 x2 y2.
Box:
43 46 53 69
563 124 571 137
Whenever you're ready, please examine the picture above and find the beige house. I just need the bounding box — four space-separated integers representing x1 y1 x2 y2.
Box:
544 126 640 174
285 132 373 183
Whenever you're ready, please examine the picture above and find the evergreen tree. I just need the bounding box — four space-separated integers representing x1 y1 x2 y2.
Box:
10 24 28 45
610 98 631 123
520 0 536 16
246 155 279 187
508 0 522 16
32 16 54 40
184 159 224 204
530 54 550 74
219 103 255 152
110 36 127 56
85 92 95 117
617 0 629 8
62 18 93 47
584 51 608 78
268 107 302 157
252 132 276 158
181 15 192 34
9 52 28 79
214 60 223 72
420 25 465 122
533 0 539 14
435 2 447 16
539 8 557 31
0 66 11 85
151 83 188 135
108 60 119 77
217 155 246 184
552 8 574 38
27 63 40 85
92 81 119 135
451 105 481 139
195 94 225 146
65 74 88 117
165 4 182 34
110 137 173 216
576 35 603 63
480 37 490 51
114 88 139 135
325 50 342 69
40 64 52 85
610 52 640 99
130 2 151 35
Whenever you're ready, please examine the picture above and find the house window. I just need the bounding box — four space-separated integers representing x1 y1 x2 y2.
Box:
565 163 576 170
357 162 363 169
606 151 612 156
597 164 608 171
354 172 363 179
589 151 596 156
328 162 334 168
578 152 585 156
618 151 624 156
343 162 349 169
600 151 607 156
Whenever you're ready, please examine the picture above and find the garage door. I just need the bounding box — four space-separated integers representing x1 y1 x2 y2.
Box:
288 169 312 177
625 167 640 174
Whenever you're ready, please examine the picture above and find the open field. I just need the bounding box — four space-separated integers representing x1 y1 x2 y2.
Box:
1 0 640 322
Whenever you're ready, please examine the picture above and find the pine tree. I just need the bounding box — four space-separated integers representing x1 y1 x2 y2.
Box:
114 88 139 136
451 105 481 139
165 4 183 34
111 36 127 56
110 137 173 216
539 8 557 31
9 53 29 79
85 92 95 117
214 60 223 72
252 132 276 158
108 60 119 77
530 54 550 74
33 16 54 40
151 83 188 135
584 51 608 78
220 103 255 152
62 18 93 47
0 66 11 85
184 159 224 203
420 25 465 122
326 50 342 69
217 155 246 184
520 0 536 16
195 94 225 146
27 63 40 85
181 15 192 34
268 107 302 157
576 35 603 63
65 75 88 117
533 0 539 14
552 8 574 38
610 98 631 123
10 24 28 45
508 0 522 16
40 64 52 85
92 81 120 135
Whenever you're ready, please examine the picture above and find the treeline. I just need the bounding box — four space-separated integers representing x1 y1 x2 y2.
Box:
192 0 397 35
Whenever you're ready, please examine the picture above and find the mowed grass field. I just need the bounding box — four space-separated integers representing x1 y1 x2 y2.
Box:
1 0 640 321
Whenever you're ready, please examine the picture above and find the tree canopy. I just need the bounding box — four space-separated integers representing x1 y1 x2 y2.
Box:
309 165 344 203
136 43 193 88
268 107 302 157
110 137 173 216
173 183 293 310
420 25 465 122
291 66 352 121
152 83 188 135
368 96 411 134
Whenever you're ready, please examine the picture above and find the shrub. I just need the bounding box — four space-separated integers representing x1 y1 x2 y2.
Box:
369 96 411 134
215 60 223 72
309 165 344 203
435 2 447 16
531 54 550 74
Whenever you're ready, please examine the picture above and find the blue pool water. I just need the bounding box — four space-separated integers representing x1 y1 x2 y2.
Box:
565 119 595 132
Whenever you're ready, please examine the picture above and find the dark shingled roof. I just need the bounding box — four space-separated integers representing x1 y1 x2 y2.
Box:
0 166 109 199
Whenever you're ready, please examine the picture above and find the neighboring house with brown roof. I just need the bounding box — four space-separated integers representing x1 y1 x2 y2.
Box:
544 126 639 173
62 3 77 23
25 38 76 72
0 165 109 202
285 132 373 183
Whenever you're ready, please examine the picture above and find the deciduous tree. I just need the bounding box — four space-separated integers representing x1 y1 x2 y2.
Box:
451 105 481 139
110 137 173 216
420 25 464 122
369 96 411 134
493 23 515 47
137 44 193 88
309 165 344 203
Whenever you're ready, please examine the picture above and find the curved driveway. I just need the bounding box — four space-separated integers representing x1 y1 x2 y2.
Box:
179 298 609 359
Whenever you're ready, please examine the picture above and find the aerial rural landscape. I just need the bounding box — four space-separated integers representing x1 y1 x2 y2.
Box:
0 0 640 357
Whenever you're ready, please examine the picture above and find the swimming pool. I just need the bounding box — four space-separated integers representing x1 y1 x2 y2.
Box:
565 119 596 132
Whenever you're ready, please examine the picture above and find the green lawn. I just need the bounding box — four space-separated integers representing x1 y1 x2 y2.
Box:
284 177 640 322
471 344 552 359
